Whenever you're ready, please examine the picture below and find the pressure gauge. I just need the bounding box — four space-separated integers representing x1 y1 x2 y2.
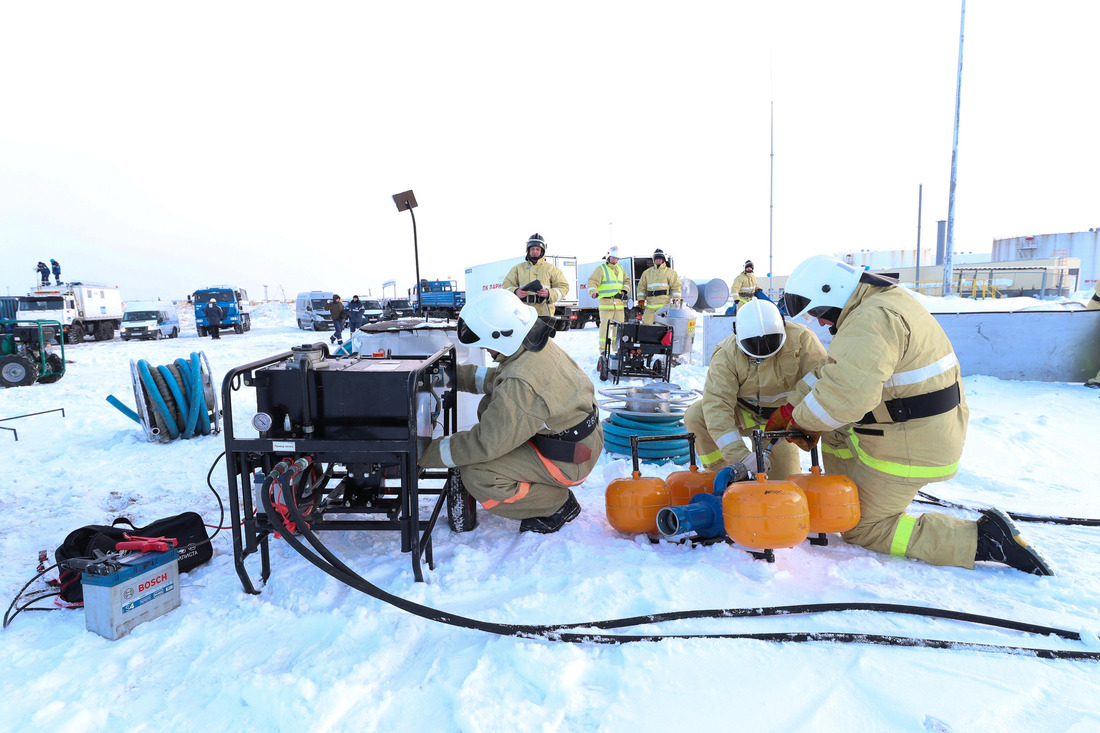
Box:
252 412 274 433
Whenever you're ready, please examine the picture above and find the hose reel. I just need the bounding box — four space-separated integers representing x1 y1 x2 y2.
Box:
106 352 219 442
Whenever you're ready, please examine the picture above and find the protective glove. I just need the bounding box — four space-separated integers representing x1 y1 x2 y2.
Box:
741 451 771 475
637 299 646 309
618 290 629 300
764 403 820 452
764 403 794 432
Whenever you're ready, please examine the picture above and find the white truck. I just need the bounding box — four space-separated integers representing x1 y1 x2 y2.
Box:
18 282 124 343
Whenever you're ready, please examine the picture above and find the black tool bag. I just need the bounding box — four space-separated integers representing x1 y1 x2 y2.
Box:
54 511 212 604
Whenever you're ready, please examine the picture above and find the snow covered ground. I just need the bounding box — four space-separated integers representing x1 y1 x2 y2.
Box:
3 296 1100 732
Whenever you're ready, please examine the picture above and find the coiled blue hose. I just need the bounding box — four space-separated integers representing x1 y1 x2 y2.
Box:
601 412 690 464
107 352 215 441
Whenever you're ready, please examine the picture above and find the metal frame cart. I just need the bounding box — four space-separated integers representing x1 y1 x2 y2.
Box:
223 343 463 592
597 320 673 384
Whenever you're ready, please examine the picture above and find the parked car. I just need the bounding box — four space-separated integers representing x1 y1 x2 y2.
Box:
121 302 180 340
383 298 417 320
358 298 384 324
295 291 334 331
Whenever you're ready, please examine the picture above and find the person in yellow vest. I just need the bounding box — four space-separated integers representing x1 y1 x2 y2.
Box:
684 298 827 480
1086 281 1100 389
502 233 570 317
636 249 681 325
769 255 1054 575
587 245 628 347
731 260 759 308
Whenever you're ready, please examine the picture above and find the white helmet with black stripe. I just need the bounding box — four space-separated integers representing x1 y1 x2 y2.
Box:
456 289 539 357
735 298 786 359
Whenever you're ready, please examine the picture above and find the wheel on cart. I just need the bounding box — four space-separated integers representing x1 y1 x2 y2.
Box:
446 469 478 532
597 355 609 382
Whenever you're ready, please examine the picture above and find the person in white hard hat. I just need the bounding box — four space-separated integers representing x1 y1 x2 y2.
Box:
587 245 628 347
684 298 827 480
770 254 1053 575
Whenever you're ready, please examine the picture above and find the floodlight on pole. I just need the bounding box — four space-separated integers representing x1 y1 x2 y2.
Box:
392 190 424 319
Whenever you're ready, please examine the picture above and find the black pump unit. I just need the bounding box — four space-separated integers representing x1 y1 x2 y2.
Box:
596 320 673 384
223 343 468 590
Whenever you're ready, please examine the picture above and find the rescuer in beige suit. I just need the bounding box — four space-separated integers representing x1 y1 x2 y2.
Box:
771 255 1054 575
636 249 682 325
684 299 827 480
1086 281 1100 389
502 233 570 317
587 246 627 347
419 289 603 533
731 260 759 308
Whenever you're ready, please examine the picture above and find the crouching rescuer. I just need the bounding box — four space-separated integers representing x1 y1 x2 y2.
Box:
418 289 603 533
770 255 1054 576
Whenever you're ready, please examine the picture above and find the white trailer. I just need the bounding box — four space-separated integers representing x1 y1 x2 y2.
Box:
19 282 124 343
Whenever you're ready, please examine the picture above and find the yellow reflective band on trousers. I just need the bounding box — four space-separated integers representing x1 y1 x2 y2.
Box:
890 514 917 556
700 448 724 466
848 431 958 479
822 443 853 460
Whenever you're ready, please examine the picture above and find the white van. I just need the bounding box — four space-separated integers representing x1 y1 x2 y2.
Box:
296 291 335 331
121 301 180 341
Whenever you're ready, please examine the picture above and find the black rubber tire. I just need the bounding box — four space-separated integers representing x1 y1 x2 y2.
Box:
243 315 251 332
446 470 478 532
122 336 131 341
233 324 244 334
1 355 39 387
65 323 83 345
652 358 664 379
94 322 113 341
598 356 609 382
36 354 65 384
148 366 184 433
170 327 179 339
197 326 207 337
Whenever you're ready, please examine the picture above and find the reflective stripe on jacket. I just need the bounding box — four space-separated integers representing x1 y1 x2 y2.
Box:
588 262 626 300
502 257 570 307
419 339 599 470
790 283 968 481
732 271 758 303
637 263 682 305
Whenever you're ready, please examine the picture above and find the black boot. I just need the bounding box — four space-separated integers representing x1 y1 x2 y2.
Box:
520 491 581 534
975 508 1055 576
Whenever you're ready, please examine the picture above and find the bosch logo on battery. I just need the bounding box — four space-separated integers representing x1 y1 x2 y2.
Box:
138 574 168 593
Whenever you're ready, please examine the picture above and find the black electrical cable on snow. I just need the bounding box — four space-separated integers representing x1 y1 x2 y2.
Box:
915 491 1100 526
259 470 1100 661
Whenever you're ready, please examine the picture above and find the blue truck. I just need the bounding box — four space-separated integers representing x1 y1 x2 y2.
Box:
415 279 466 318
193 286 252 336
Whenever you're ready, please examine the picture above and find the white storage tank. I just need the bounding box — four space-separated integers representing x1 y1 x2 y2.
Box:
691 278 731 311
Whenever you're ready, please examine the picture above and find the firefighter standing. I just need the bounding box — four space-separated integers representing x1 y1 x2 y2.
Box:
685 298 827 480
587 245 627 347
771 255 1053 575
419 289 603 533
636 249 682 325
502 233 570 317
731 260 758 309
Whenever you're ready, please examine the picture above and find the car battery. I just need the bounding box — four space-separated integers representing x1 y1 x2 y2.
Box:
82 550 180 640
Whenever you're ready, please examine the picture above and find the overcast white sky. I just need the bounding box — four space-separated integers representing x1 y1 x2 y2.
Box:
2 1 1098 302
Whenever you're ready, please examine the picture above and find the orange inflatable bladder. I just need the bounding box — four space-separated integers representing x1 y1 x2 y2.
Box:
605 472 671 534
787 466 860 535
665 464 716 507
721 474 809 550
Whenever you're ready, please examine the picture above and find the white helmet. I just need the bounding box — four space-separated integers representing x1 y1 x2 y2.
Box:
735 298 786 359
782 255 863 321
606 245 620 260
456 289 538 356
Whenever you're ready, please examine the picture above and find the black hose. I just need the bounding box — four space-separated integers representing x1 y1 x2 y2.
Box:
915 491 1100 527
259 473 1100 661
